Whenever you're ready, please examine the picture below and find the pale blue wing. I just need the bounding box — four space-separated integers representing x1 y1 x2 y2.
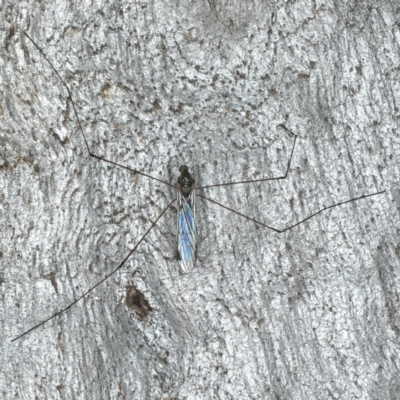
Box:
177 192 196 273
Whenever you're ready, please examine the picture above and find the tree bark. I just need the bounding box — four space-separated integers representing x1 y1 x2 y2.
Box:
1 1 400 399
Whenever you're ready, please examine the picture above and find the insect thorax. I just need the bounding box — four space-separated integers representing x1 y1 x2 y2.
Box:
177 165 195 197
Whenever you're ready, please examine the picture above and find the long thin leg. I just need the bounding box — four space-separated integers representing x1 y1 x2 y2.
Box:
11 199 175 342
198 190 385 233
24 31 174 189
196 125 297 190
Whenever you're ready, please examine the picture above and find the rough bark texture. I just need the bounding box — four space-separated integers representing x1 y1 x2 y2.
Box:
1 1 400 399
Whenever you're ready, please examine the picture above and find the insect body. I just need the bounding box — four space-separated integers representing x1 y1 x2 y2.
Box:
176 166 197 273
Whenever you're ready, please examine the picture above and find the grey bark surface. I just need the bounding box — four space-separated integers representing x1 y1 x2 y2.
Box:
1 1 400 399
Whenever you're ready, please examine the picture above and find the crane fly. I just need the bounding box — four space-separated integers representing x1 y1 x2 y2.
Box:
176 165 197 273
11 31 386 342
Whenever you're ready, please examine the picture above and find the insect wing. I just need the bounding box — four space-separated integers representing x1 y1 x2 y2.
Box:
177 191 197 273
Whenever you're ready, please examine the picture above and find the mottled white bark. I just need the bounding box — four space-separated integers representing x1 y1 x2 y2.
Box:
1 1 400 399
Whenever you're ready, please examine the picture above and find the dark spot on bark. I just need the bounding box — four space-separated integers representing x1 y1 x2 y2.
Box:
0 159 10 170
50 272 58 293
101 83 112 99
125 285 152 320
5 26 15 51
